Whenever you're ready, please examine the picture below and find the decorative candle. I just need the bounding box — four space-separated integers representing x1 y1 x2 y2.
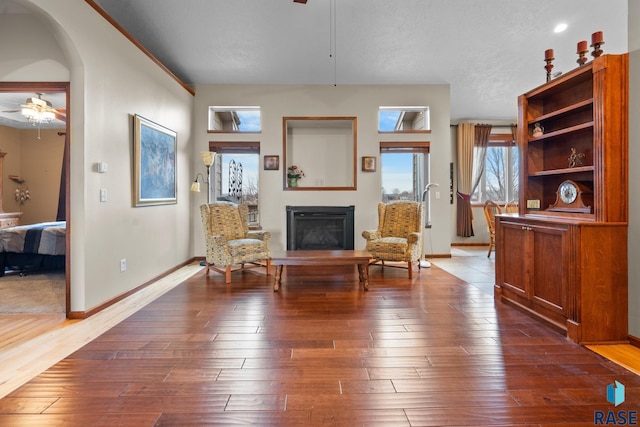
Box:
592 31 604 45
545 49 554 60
577 40 588 53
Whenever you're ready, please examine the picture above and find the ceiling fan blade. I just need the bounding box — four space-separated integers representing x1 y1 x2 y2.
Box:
1 109 21 113
53 110 66 122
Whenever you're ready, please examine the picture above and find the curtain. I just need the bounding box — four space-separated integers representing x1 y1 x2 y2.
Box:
456 123 492 237
456 123 475 237
56 133 68 222
471 125 492 196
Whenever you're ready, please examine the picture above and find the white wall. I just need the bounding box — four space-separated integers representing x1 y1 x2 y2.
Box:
191 85 452 257
1 1 194 311
628 2 639 338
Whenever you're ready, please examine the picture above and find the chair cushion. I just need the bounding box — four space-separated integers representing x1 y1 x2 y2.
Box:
228 238 266 258
366 236 408 259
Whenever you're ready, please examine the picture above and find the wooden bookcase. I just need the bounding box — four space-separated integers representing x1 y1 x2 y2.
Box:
495 54 629 344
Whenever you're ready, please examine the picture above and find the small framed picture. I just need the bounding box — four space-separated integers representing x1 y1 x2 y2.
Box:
264 155 279 170
362 156 376 172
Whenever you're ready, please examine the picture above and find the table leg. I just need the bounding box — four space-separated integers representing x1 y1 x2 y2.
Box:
358 263 369 291
273 265 283 292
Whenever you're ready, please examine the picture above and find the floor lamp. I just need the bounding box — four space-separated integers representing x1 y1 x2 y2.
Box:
190 151 216 203
420 183 439 268
191 151 216 266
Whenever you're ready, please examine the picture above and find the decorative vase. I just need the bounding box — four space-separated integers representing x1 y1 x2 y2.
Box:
288 177 298 187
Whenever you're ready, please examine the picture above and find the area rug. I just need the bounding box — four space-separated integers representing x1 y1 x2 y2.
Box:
0 272 65 314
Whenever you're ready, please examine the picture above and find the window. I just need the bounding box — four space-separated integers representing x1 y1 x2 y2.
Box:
378 106 430 133
380 144 437 226
208 142 261 225
208 106 261 132
381 151 426 202
471 133 519 204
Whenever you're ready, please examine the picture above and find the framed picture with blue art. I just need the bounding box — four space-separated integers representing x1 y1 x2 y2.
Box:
133 114 177 206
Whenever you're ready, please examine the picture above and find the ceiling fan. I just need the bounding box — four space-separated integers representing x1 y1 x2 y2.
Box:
2 93 66 123
293 0 308 3
1 93 66 139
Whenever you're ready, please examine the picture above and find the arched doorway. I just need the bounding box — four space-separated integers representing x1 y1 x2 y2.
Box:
0 82 69 316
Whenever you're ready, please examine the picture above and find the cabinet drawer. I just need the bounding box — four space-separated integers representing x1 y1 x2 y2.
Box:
0 218 20 228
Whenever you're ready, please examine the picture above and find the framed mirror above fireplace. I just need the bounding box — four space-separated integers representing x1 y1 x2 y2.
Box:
282 116 357 191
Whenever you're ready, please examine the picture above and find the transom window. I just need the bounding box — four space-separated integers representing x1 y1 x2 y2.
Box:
208 106 261 132
378 106 430 133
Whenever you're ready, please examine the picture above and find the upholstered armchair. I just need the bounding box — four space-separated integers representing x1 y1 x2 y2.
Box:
362 201 424 279
200 202 270 283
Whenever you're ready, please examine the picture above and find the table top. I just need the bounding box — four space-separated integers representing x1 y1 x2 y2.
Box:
270 250 372 264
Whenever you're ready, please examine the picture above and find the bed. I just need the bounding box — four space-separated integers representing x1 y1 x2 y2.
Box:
0 221 66 276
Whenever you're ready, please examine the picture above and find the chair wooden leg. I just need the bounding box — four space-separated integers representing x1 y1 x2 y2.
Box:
408 261 413 279
265 258 271 276
205 262 210 273
225 266 231 284
487 242 493 257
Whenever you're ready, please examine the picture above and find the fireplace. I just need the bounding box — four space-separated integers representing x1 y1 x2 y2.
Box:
286 206 355 250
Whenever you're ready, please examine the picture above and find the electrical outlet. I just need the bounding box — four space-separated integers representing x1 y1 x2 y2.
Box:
100 188 108 202
120 259 127 272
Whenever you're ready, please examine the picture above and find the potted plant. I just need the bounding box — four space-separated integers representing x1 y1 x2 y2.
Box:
287 165 305 187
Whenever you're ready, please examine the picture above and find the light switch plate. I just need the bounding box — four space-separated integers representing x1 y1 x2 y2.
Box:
526 199 540 209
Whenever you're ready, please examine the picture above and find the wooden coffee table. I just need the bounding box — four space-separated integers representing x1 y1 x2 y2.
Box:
270 250 372 292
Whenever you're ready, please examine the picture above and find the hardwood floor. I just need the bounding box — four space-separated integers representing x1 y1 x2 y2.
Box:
0 251 638 426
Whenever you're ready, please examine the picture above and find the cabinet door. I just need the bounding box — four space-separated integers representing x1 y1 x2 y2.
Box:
499 221 528 294
530 223 570 321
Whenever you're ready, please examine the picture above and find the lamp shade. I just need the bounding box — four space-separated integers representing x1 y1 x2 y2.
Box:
190 181 201 192
201 151 215 167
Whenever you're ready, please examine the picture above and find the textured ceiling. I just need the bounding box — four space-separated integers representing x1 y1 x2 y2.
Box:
91 0 628 121
0 0 629 127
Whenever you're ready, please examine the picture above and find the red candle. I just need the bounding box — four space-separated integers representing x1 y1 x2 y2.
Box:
577 40 588 53
545 49 554 60
592 31 604 45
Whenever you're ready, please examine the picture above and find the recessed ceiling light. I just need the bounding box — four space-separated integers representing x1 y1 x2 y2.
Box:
554 23 568 33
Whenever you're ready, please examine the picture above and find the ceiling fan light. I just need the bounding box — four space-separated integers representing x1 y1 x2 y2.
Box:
41 110 55 122
21 106 37 120
21 95 56 124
